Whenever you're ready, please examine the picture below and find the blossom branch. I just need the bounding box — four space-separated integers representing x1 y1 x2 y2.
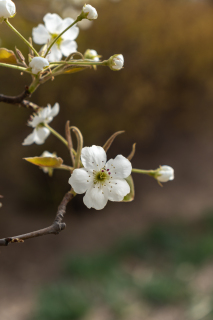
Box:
0 191 74 246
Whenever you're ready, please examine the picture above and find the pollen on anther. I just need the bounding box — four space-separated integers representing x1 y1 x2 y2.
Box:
101 170 104 172
108 172 111 175
107 169 109 171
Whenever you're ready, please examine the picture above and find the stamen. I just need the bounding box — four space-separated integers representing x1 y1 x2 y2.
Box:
107 169 109 171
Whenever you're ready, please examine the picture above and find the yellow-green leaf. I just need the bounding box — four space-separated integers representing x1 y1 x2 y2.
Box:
0 48 17 64
24 157 63 168
64 66 88 74
123 175 135 202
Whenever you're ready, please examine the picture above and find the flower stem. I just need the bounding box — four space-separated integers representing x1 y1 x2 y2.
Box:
132 168 156 176
57 165 73 171
0 62 32 74
28 77 40 94
4 19 39 57
44 17 81 58
44 124 68 147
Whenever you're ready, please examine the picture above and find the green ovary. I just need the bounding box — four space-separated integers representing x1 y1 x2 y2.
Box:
94 170 109 185
51 34 63 48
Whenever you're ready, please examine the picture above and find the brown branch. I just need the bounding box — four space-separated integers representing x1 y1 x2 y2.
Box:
0 191 74 246
0 86 30 104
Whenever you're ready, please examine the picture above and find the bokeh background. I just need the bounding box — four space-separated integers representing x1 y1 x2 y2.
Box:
1 0 213 319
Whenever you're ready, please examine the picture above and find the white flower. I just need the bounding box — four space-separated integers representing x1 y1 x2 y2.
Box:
109 54 124 71
0 0 16 19
157 166 174 183
32 13 79 62
22 103 59 145
40 151 57 175
69 145 132 210
82 4 98 20
29 57 49 74
84 49 100 61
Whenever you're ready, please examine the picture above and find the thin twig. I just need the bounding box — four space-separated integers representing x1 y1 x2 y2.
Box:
0 191 74 246
65 120 75 167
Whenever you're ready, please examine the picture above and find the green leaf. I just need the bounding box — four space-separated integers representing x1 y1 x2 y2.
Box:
123 175 135 202
24 156 63 168
0 48 17 64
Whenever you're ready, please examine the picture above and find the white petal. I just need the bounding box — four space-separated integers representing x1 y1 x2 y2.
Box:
106 178 130 202
43 13 63 34
39 105 51 119
106 155 132 179
83 185 108 210
69 168 92 194
81 145 107 171
47 44 62 62
22 129 36 145
32 24 51 45
34 127 50 144
48 103 60 118
28 115 43 128
60 40 77 57
59 18 79 40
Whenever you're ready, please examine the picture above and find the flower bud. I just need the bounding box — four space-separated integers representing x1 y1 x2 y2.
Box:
82 4 98 20
108 54 124 71
29 57 49 74
84 49 100 61
156 166 174 183
0 0 16 20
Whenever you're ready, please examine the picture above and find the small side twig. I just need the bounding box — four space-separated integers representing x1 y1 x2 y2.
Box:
0 191 74 246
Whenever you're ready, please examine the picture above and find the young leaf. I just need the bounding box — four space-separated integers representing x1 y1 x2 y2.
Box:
0 48 17 64
24 156 63 168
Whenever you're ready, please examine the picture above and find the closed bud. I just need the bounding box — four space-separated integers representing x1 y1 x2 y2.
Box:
29 57 49 74
108 54 124 71
0 0 16 21
82 4 98 20
156 166 174 183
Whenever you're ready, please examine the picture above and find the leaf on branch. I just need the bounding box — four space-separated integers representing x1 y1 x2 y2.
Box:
64 66 88 74
24 156 63 168
0 48 17 64
123 175 135 202
103 131 125 153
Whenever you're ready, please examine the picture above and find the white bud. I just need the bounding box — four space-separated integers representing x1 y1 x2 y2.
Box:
29 57 49 74
109 54 124 71
0 0 16 19
157 166 174 183
82 4 98 20
84 49 100 61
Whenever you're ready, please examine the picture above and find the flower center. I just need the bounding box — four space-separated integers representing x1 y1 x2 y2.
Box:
93 169 110 185
51 34 62 48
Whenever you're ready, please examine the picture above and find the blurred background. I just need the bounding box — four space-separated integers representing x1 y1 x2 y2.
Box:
1 0 213 319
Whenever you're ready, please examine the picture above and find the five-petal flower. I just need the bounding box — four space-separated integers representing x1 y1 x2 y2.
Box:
32 13 79 62
69 145 132 210
22 103 59 145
